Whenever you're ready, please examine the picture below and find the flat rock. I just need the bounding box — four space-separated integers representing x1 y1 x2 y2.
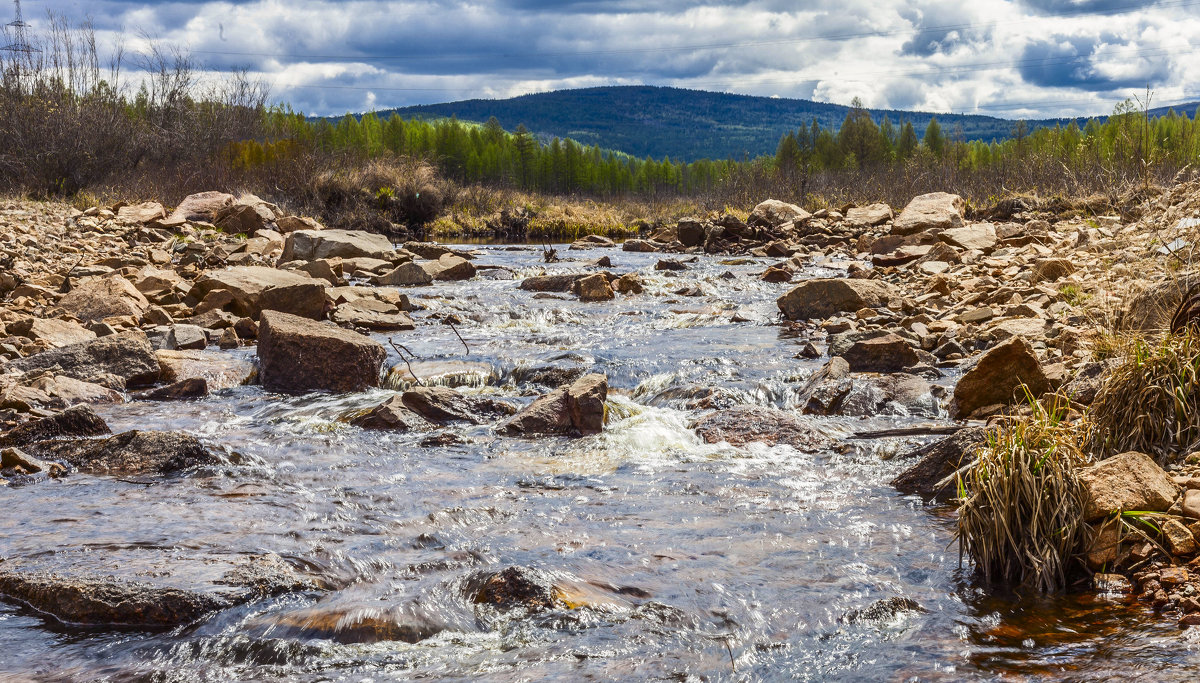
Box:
1078 451 1178 522
845 203 893 228
422 254 476 281
690 405 826 450
939 223 998 251
257 311 386 394
400 386 517 425
8 318 96 348
193 266 326 320
282 229 394 262
29 430 221 475
6 332 160 388
372 262 433 286
156 350 255 390
116 202 166 224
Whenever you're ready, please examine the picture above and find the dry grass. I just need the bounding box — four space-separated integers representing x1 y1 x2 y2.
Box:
956 396 1090 592
1083 331 1200 463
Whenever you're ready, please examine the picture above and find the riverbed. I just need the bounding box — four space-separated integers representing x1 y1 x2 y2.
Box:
3 244 1197 681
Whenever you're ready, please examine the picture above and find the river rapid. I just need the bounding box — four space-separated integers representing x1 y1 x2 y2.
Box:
3 244 1199 681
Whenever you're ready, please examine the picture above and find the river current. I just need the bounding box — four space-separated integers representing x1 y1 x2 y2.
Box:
3 245 1198 681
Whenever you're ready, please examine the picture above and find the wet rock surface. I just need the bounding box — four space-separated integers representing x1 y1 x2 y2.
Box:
28 430 222 475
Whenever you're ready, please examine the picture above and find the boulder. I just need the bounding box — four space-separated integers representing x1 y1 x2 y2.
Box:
399 386 517 425
256 311 386 394
891 427 989 499
168 324 207 350
422 254 476 281
841 334 919 373
950 337 1050 419
677 219 706 247
116 201 166 223
0 405 111 448
499 374 607 437
58 275 150 324
892 192 964 235
7 318 95 348
621 239 661 253
6 332 160 388
939 223 998 251
192 266 326 320
166 191 234 223
690 405 826 450
1 447 63 476
372 262 434 286
845 203 893 228
281 229 394 262
614 273 643 294
214 203 269 234
351 395 432 431
29 430 221 475
797 357 853 415
1078 451 1178 522
777 278 895 320
577 274 614 302
750 199 809 227
520 274 581 292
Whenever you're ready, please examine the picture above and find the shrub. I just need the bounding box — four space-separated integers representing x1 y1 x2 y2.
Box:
1083 331 1200 463
956 398 1090 592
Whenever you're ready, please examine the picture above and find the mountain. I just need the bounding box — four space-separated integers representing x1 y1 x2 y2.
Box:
377 86 1200 162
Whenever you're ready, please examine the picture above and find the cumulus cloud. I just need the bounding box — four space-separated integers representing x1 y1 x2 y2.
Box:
12 0 1198 118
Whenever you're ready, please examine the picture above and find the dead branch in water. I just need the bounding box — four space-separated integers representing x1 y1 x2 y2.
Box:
387 337 424 387
446 319 470 355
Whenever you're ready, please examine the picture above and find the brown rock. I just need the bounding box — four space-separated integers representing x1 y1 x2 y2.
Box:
1078 451 1178 522
351 395 431 431
166 191 235 223
192 266 326 320
777 278 895 320
400 386 516 425
6 332 160 388
58 275 150 324
0 405 111 447
1032 258 1075 283
891 427 989 500
845 203 893 228
256 311 386 394
950 337 1050 419
500 374 608 437
577 274 614 302
116 201 166 223
422 254 476 281
7 318 95 348
134 378 209 401
690 405 826 450
29 430 220 475
750 199 809 227
275 215 325 234
841 333 919 373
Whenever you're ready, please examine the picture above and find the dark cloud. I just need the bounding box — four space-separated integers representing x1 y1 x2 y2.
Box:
1018 0 1161 15
898 4 990 57
1018 33 1171 90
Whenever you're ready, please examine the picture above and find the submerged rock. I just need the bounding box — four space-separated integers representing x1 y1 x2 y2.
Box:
690 405 827 450
0 569 231 628
257 311 386 394
351 395 432 431
499 373 608 437
842 596 926 624
133 377 209 401
400 386 517 425
255 605 445 644
29 430 221 475
0 405 111 447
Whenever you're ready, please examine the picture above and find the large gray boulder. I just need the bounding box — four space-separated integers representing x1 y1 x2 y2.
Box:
192 266 326 320
5 332 160 388
777 278 896 320
256 311 386 394
892 192 964 235
281 229 394 262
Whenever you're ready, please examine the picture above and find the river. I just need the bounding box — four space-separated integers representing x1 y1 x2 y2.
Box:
2 244 1197 681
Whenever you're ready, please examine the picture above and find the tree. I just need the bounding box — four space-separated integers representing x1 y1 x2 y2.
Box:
924 117 944 157
896 121 918 160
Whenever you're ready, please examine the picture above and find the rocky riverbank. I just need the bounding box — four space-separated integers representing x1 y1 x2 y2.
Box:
4 175 1200 667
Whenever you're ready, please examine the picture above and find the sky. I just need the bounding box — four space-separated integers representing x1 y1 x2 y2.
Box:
7 0 1200 119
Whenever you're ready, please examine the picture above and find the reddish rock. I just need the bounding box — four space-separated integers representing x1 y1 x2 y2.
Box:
256 311 386 394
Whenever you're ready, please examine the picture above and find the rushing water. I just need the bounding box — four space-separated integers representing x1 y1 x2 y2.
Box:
4 245 1200 682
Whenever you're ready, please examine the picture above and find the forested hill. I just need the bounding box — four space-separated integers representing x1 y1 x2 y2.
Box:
380 86 1020 161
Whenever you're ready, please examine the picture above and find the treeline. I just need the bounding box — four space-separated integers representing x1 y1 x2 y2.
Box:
775 97 1200 182
250 109 739 198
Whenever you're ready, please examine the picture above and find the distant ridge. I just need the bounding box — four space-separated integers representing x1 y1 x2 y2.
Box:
375 86 1198 162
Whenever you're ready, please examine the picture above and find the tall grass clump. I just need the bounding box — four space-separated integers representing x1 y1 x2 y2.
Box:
956 397 1090 593
1083 331 1200 463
